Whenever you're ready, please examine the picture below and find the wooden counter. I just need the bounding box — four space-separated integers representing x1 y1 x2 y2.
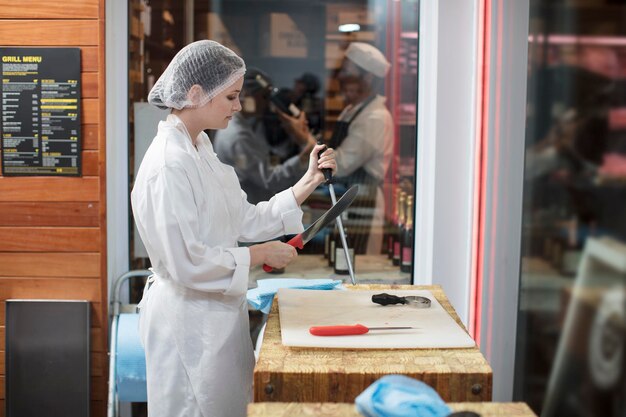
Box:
248 402 537 417
253 285 493 403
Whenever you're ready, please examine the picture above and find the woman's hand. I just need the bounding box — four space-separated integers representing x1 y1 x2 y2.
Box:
291 143 337 206
249 241 297 269
307 143 337 185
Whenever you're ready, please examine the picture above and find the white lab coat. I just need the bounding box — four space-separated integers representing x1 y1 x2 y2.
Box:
335 95 394 182
335 95 394 254
131 114 304 417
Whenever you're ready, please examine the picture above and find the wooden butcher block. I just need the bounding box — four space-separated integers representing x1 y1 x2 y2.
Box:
248 402 538 417
253 285 492 403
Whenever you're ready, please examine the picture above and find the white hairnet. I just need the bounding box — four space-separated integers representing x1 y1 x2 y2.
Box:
345 42 391 78
148 40 246 110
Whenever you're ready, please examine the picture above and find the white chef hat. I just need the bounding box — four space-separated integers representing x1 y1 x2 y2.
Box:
148 40 246 110
345 42 391 78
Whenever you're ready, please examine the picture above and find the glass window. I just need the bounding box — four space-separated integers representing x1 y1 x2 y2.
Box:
517 3 626 415
128 0 419 286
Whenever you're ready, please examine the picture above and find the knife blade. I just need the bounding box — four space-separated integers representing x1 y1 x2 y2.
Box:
309 324 416 336
263 185 359 272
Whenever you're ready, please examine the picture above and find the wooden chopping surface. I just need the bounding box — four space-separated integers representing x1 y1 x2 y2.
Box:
277 288 476 349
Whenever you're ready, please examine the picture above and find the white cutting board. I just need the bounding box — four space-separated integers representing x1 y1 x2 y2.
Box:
277 288 476 349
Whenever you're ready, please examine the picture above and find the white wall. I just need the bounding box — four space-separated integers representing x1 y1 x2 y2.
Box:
105 0 130 304
478 0 528 401
415 0 480 327
417 0 529 401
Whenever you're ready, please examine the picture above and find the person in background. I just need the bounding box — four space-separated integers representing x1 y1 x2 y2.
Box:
131 40 336 417
281 42 394 254
214 68 315 204
262 72 324 161
292 72 324 134
525 45 619 234
340 74 366 107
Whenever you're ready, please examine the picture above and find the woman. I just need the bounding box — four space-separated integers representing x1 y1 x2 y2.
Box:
131 40 336 417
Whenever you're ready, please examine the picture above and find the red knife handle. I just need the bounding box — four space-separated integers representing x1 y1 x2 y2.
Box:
262 234 304 272
309 324 369 336
286 234 304 249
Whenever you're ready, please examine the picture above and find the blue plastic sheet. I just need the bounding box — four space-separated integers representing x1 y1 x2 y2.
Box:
247 278 343 313
355 375 452 417
115 314 147 402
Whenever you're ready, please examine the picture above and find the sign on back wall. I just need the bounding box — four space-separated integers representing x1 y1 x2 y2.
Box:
0 47 81 176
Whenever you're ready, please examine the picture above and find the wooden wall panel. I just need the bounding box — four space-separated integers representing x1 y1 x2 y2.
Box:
82 72 99 98
83 98 100 124
83 150 99 176
0 0 99 19
0 202 99 227
0 21 98 46
0 1 108 412
0 177 99 201
83 124 99 150
81 47 99 72
0 277 100 301
92 352 106 377
0 227 100 252
0 253 100 277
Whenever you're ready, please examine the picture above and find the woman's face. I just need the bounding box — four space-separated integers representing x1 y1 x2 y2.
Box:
200 76 244 129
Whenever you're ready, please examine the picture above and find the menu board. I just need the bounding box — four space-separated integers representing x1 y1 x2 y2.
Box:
1 48 81 176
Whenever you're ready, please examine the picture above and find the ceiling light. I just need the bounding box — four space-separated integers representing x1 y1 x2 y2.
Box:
339 23 360 33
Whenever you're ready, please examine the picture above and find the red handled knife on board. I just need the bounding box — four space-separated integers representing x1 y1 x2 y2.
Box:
309 324 416 336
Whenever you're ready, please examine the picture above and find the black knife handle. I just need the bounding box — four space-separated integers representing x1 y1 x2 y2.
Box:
317 140 333 184
372 293 407 306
